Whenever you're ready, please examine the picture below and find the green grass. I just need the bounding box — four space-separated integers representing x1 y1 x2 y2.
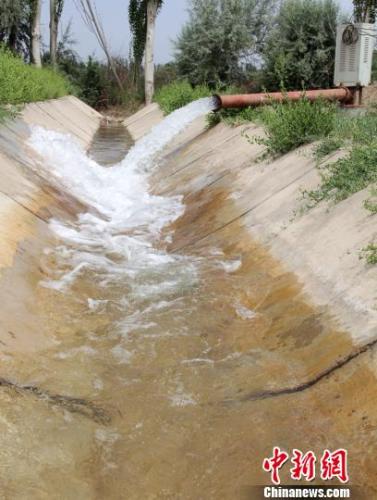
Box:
363 186 377 214
206 106 262 128
252 98 336 156
305 111 377 205
208 97 336 158
364 198 377 214
303 109 377 264
360 243 377 265
306 144 377 203
0 47 71 105
154 80 212 115
0 105 10 122
313 136 343 161
0 104 20 123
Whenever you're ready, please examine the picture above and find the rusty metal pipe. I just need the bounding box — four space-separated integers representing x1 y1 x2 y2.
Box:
214 87 354 109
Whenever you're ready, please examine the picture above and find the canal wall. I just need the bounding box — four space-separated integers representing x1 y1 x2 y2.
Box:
128 103 377 344
0 96 101 352
0 96 101 273
1 95 376 350
0 97 377 494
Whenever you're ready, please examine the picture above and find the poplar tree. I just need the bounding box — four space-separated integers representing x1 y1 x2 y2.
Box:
0 0 29 56
50 0 64 68
129 0 163 104
30 0 42 66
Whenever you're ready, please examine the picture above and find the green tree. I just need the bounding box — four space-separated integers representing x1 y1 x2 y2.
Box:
0 0 44 64
79 56 106 108
262 0 338 91
128 0 163 104
353 0 377 21
174 0 274 87
50 0 64 68
0 0 30 56
29 0 42 66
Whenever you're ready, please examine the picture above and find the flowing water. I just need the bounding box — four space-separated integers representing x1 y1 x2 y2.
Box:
89 122 134 166
2 99 373 498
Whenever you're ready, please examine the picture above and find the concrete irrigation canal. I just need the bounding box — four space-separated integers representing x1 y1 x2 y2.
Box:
0 96 376 498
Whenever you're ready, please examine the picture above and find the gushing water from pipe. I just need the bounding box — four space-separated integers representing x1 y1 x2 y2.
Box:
28 97 217 294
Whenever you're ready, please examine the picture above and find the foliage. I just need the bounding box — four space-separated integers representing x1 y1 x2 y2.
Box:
174 0 274 87
0 104 19 123
360 243 377 264
129 0 163 77
79 56 106 108
262 0 338 91
129 0 147 74
252 98 336 156
206 106 261 128
331 111 377 146
305 110 377 205
155 62 178 90
313 109 377 159
363 185 377 214
363 195 377 214
41 24 145 111
306 142 377 203
0 0 30 57
353 0 377 22
0 106 10 122
0 46 71 104
154 80 212 114
372 51 377 82
313 136 342 161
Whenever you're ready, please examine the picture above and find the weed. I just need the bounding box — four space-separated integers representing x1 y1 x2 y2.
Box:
306 141 377 204
363 186 377 214
154 80 212 115
360 243 377 265
206 106 262 128
252 98 336 156
313 136 343 161
0 46 71 106
364 198 377 214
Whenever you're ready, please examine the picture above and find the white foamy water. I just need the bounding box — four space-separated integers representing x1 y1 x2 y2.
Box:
28 98 215 294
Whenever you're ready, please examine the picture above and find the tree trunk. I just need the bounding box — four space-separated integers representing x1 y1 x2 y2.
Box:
145 0 158 105
83 0 124 91
31 0 42 67
50 0 58 68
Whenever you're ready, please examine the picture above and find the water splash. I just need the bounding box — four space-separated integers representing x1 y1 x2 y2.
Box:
28 98 215 294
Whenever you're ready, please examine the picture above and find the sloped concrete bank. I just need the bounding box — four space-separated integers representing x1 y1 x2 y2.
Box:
132 104 377 342
0 96 101 351
0 98 376 496
127 104 377 494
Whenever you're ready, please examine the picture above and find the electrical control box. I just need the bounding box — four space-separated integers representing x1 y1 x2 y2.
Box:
334 23 375 87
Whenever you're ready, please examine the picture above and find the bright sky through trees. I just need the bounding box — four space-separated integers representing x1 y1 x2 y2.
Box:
40 0 354 64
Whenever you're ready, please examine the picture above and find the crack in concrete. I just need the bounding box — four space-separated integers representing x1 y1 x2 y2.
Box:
227 336 377 404
0 377 111 424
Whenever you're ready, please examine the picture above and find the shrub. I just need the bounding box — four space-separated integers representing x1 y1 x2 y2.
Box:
364 197 377 214
254 97 336 156
174 0 274 87
306 143 377 203
207 106 262 128
360 243 377 265
262 0 338 91
0 47 71 104
313 136 342 161
154 80 212 114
